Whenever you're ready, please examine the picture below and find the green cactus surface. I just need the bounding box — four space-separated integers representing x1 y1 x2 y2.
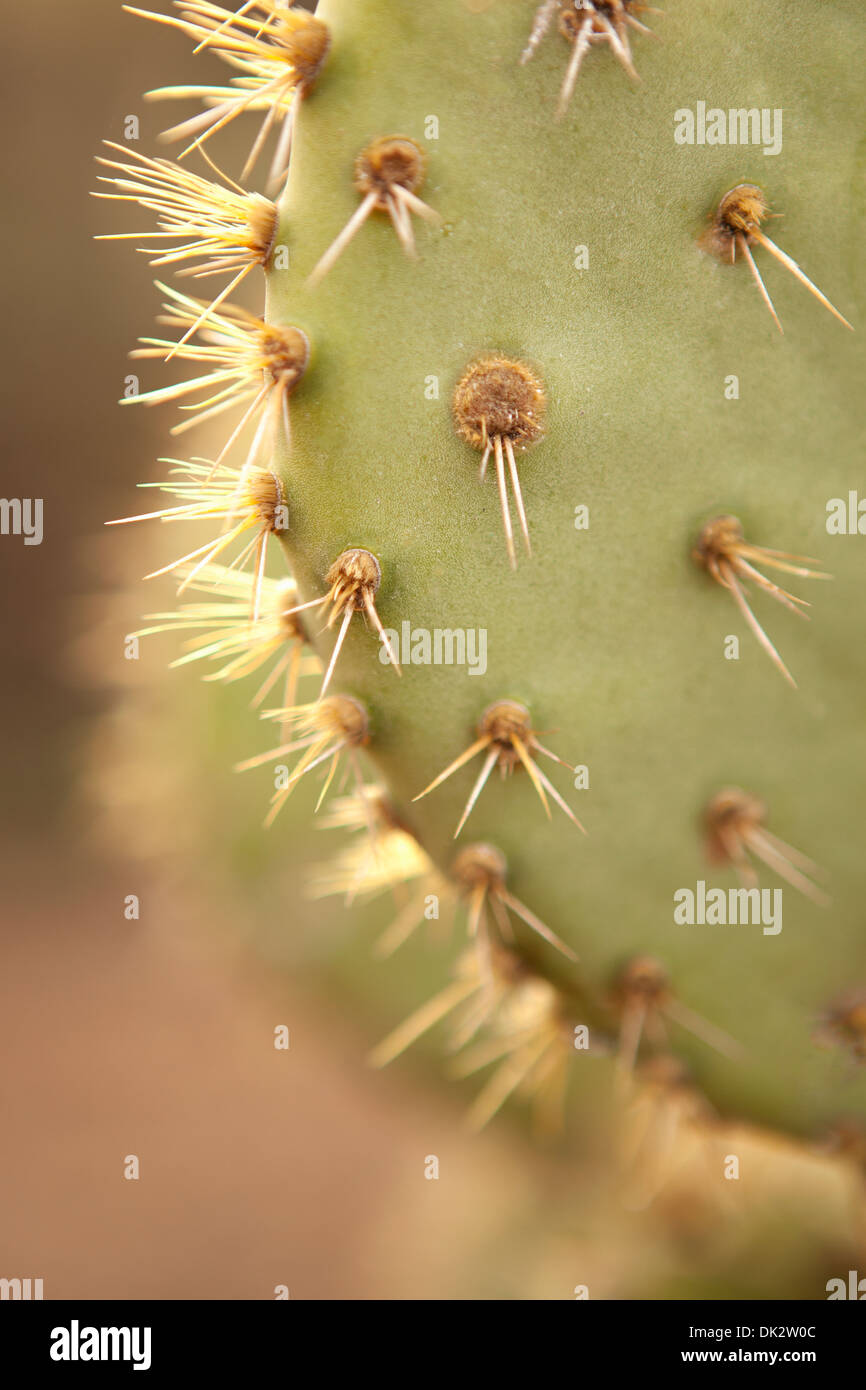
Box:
264 0 866 1138
102 0 866 1209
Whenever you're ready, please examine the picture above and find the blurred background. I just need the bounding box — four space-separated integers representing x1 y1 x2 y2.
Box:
1 0 863 1300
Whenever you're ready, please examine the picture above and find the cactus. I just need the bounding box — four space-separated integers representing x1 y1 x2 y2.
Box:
98 0 866 1290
